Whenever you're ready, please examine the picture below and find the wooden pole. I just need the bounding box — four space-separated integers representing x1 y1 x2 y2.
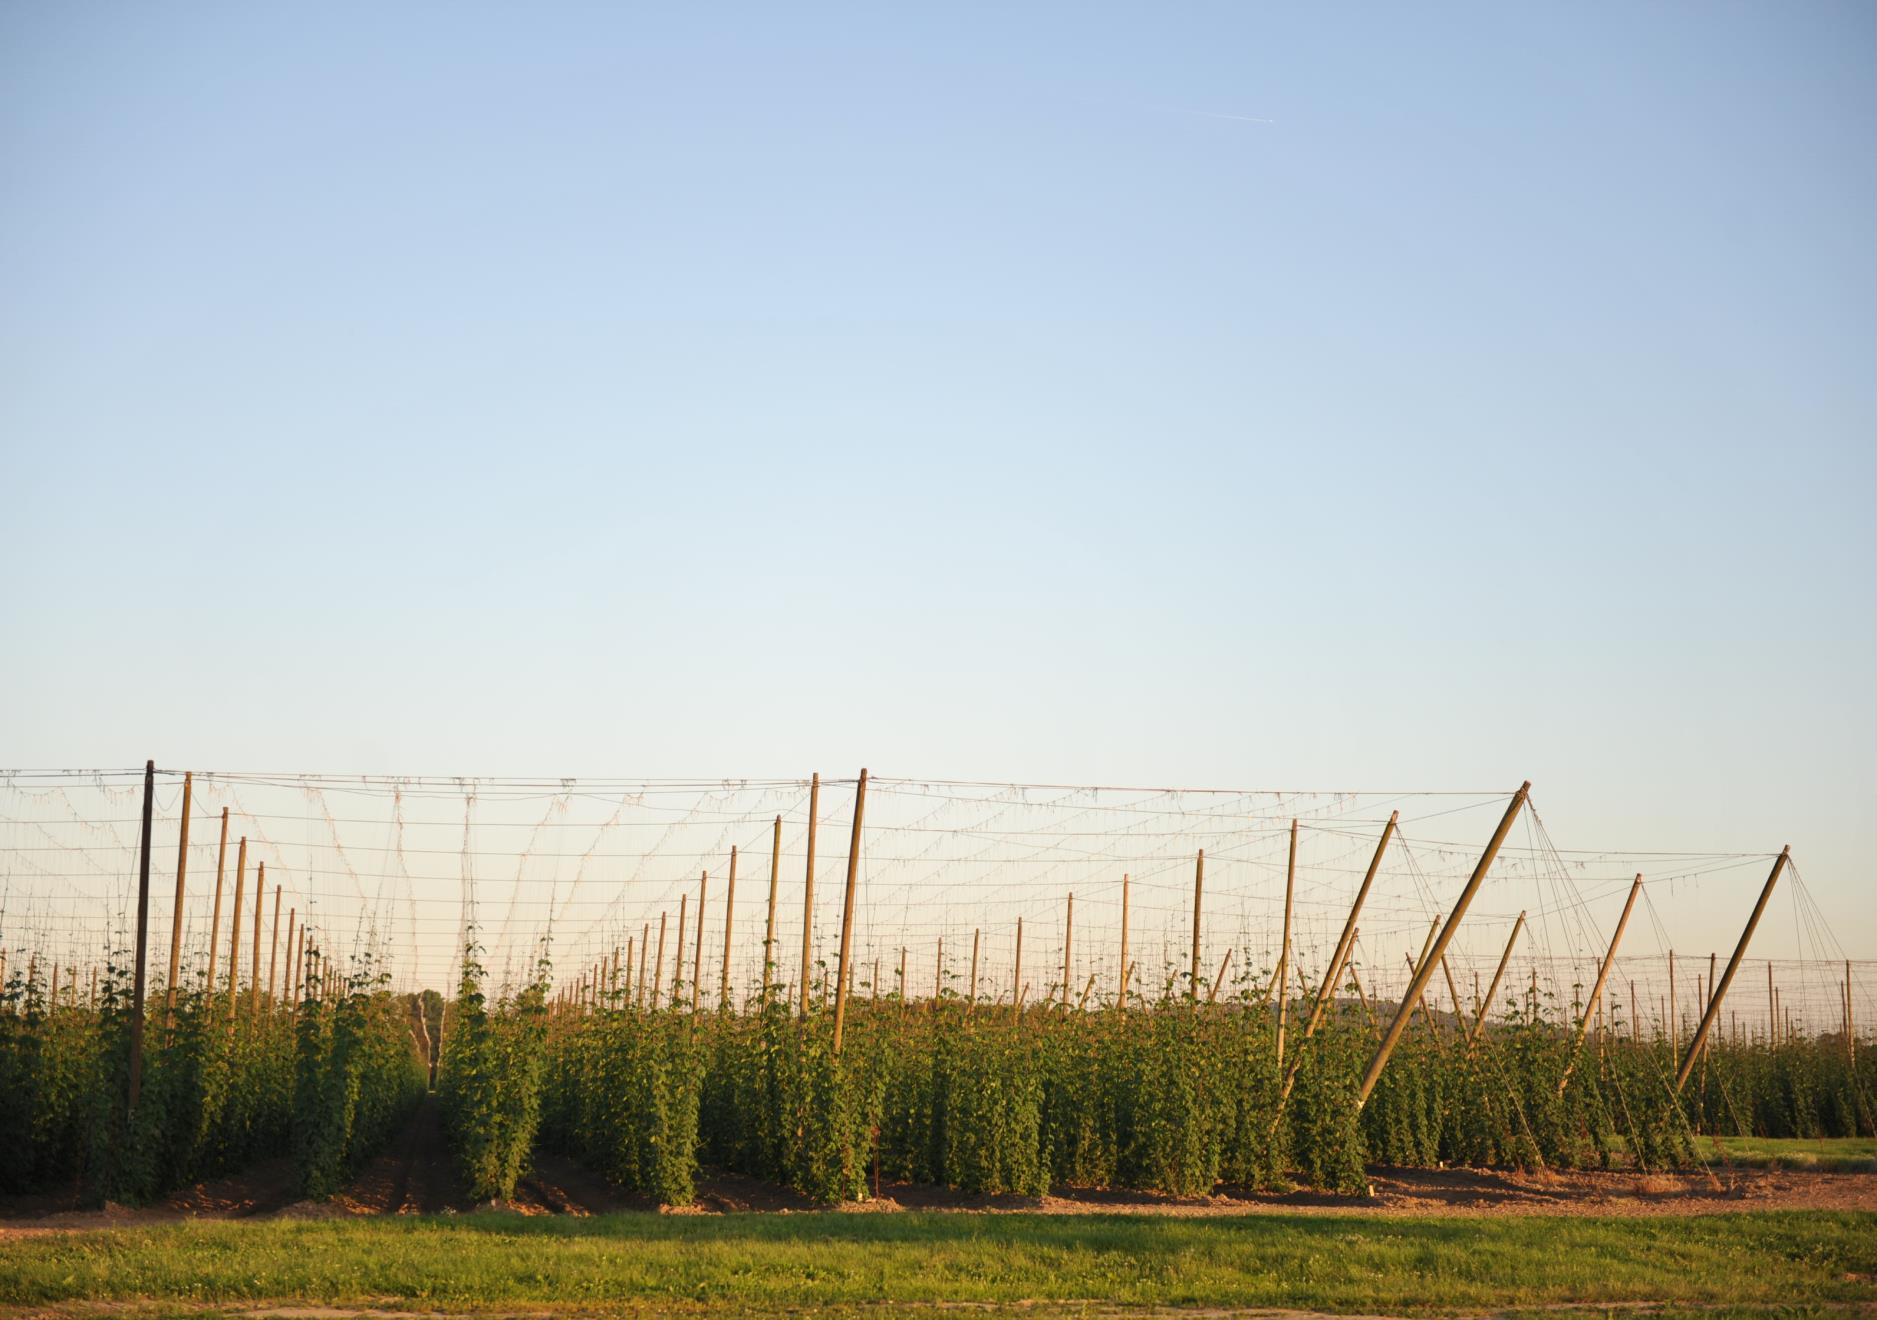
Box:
1189 849 1205 1000
933 936 943 1007
1207 948 1233 1006
228 836 247 1016
969 928 980 1007
1676 848 1790 1091
250 863 265 1019
288 916 302 1008
1276 821 1297 1063
763 816 781 1006
831 769 868 1053
799 772 820 1017
1467 916 1525 1047
163 771 193 1024
1558 875 1642 1095
674 894 688 1009
898 946 908 1009
1768 961 1776 1046
651 911 668 1011
1301 813 1396 1045
128 759 155 1109
264 884 282 1013
637 922 649 1009
1118 873 1130 1013
1358 782 1530 1106
1077 972 1097 1011
1668 950 1677 1049
1013 917 1024 1016
1848 959 1856 1066
1062 892 1073 1008
204 809 228 995
720 846 739 1010
692 872 707 1012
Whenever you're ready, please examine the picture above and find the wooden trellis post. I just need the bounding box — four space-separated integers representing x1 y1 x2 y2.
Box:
763 816 781 1006
651 911 668 1011
1676 847 1790 1091
1013 917 1024 1016
1118 873 1130 1014
968 929 980 1008
933 936 943 1008
1207 949 1232 1005
1357 781 1530 1107
128 760 154 1109
228 836 247 1017
205 809 229 994
799 772 820 1017
266 884 282 1011
719 846 738 1010
1189 850 1204 1000
1061 893 1073 1008
692 872 707 1012
1276 821 1297 1063
673 894 688 1010
164 771 193 1025
1558 875 1641 1095
831 769 867 1053
250 862 265 1018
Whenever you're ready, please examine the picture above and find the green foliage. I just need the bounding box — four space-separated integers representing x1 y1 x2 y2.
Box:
437 943 550 1202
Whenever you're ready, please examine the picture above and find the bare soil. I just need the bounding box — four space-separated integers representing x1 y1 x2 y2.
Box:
3 1103 1872 1235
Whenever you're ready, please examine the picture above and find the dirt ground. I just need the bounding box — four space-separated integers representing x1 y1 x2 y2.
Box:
3 1101 1872 1234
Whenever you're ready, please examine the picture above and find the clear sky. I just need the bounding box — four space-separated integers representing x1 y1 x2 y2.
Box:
2 3 1873 957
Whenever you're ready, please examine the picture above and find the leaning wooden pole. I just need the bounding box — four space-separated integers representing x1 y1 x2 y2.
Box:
1468 911 1527 1047
673 894 689 1009
227 836 248 1017
128 759 155 1110
204 809 229 995
831 769 868 1053
1117 873 1130 1013
968 928 981 1008
1276 820 1297 1064
249 863 265 1019
762 816 781 1006
1356 781 1530 1107
265 883 282 1013
799 773 820 1016
163 771 193 1025
1557 875 1642 1095
1188 850 1205 1000
719 846 738 1010
1061 892 1073 1008
692 871 708 1013
1675 847 1791 1092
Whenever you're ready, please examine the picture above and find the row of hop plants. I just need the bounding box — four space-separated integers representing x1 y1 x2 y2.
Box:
0 942 427 1203
429 957 1875 1209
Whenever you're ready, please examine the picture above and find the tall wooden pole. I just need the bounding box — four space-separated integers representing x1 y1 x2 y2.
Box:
799 773 820 1017
1207 948 1233 1005
163 771 193 1024
1668 951 1677 1049
1468 912 1527 1047
1061 892 1073 1007
933 936 943 1006
1189 850 1205 1000
1846 960 1855 1066
266 884 282 1012
1357 781 1530 1106
1768 961 1776 1044
1013 917 1024 1016
1676 847 1790 1091
1304 813 1396 1043
1276 821 1297 1064
831 769 868 1053
719 846 739 1010
674 894 688 1009
763 816 781 1006
128 760 155 1109
969 928 980 1007
205 809 228 994
283 909 297 1008
638 921 650 1009
1558 875 1642 1095
651 911 668 1011
228 836 247 1015
692 872 707 1012
1118 873 1130 1013
250 862 265 1019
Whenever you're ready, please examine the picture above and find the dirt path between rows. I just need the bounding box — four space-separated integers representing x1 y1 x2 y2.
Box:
3 1106 1873 1235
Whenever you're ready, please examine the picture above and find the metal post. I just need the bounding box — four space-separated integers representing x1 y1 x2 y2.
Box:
128 760 155 1109
1357 781 1529 1106
1558 875 1641 1095
1676 847 1790 1091
831 769 868 1053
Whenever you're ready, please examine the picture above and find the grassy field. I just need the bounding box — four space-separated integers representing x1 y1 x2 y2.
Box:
1705 1135 1877 1173
2 1210 1873 1316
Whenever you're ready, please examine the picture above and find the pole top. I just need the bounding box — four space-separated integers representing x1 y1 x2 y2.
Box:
1517 780 1532 794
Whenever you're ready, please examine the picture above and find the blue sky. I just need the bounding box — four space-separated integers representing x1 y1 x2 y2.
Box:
2 3 1873 956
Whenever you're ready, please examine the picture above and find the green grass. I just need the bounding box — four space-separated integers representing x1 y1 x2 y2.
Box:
1 1211 1872 1315
1701 1135 1877 1173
